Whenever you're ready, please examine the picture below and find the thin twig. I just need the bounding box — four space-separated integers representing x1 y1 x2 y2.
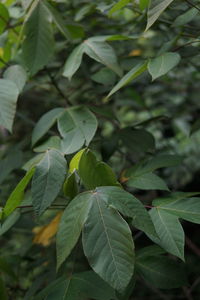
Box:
45 67 70 106
173 40 200 51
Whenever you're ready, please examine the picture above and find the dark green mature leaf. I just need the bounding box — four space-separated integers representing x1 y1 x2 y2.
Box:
56 192 93 269
136 245 166 259
0 211 20 236
0 79 19 132
0 278 8 300
32 108 64 146
148 208 185 260
63 172 78 200
84 39 122 76
136 256 187 289
36 272 116 300
158 197 200 224
152 191 200 206
43 0 72 40
126 154 183 177
82 192 135 292
146 0 175 31
3 168 35 218
95 186 157 237
22 1 55 75
63 44 85 80
172 8 198 27
32 149 66 215
0 150 23 185
79 149 120 189
127 172 169 191
58 107 97 154
148 52 181 80
4 65 27 93
120 128 155 154
107 62 147 98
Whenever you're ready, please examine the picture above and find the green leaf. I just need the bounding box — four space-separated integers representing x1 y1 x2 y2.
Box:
36 272 116 300
56 192 93 269
82 191 135 292
0 211 20 236
3 168 35 218
126 154 183 177
136 256 187 289
146 0 175 31
69 149 85 173
107 62 147 98
3 65 27 93
120 128 155 153
22 1 55 75
136 245 166 259
190 119 200 135
158 197 200 224
32 108 64 146
33 136 61 152
152 191 200 206
95 186 157 237
0 278 8 300
139 0 149 10
148 52 181 80
84 39 122 76
127 172 169 191
58 106 97 154
31 149 66 215
63 172 78 200
172 8 198 27
0 3 9 35
0 150 22 184
43 1 72 40
148 208 185 260
109 0 131 16
0 79 19 132
79 149 120 189
63 44 85 80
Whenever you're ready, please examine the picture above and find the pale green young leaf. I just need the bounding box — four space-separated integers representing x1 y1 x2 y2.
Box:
109 0 131 16
136 256 187 289
79 149 120 189
31 149 66 215
148 52 180 80
3 168 35 218
63 44 85 80
69 149 86 173
95 186 157 237
82 192 134 292
0 3 9 34
146 0 175 31
0 79 19 132
32 108 64 146
22 1 55 75
56 192 93 269
139 0 149 10
148 208 185 260
107 62 147 98
84 39 122 76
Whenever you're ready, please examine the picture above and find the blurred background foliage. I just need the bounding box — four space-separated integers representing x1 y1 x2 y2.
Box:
1 0 200 299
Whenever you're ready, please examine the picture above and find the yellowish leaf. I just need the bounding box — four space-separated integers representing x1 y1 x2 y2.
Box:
129 49 142 56
33 211 63 246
